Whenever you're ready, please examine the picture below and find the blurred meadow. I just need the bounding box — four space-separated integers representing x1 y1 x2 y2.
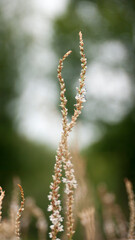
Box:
0 0 135 239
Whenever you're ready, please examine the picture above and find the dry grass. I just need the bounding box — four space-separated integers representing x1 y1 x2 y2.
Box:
98 183 127 240
0 179 47 240
15 184 25 240
125 179 135 240
79 207 95 240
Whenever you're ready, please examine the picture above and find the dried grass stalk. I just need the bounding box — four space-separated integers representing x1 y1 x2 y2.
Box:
125 178 135 240
15 184 25 240
98 183 127 240
79 207 95 240
0 187 5 224
72 146 91 217
22 197 47 240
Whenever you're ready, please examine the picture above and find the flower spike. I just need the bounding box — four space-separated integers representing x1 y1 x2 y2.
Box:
48 32 87 240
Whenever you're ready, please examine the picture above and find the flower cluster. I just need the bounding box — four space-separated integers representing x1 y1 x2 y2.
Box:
62 153 77 238
48 32 87 240
47 148 64 239
68 31 87 133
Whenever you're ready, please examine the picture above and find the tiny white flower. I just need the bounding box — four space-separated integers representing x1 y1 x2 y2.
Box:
52 175 56 181
82 88 86 94
65 186 71 195
50 183 54 190
59 216 64 222
59 225 64 232
62 177 67 183
50 225 54 230
66 160 72 167
55 186 60 191
48 205 53 212
54 210 59 215
80 97 86 103
55 200 61 206
49 232 52 238
48 194 52 200
75 94 80 100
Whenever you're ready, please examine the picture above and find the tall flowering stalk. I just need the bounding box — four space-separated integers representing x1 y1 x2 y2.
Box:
48 32 87 240
48 50 72 240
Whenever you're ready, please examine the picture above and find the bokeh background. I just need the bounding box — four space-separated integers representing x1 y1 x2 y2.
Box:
0 0 135 239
